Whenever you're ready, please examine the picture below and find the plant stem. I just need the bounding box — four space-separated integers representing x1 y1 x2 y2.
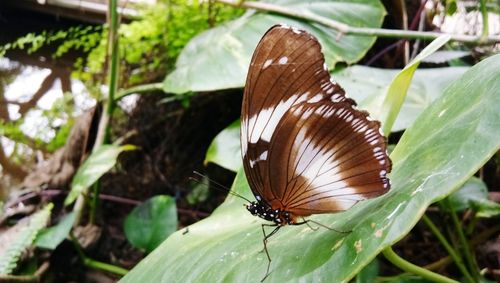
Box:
89 182 101 224
105 0 120 143
422 215 475 283
70 232 128 276
115 82 164 101
216 0 500 44
479 0 489 40
382 247 459 283
74 0 120 227
442 200 479 279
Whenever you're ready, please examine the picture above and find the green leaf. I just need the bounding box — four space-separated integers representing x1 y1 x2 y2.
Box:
333 65 468 132
356 258 379 283
0 204 53 275
34 212 76 250
121 55 500 282
124 195 178 253
421 50 470 64
379 35 451 135
64 144 136 206
204 120 241 172
447 177 488 212
470 199 500 218
186 176 210 205
164 0 386 94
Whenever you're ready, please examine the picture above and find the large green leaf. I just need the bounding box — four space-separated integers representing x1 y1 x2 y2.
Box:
122 55 500 282
163 0 386 94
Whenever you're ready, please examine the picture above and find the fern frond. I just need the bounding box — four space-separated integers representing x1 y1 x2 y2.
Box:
0 203 53 275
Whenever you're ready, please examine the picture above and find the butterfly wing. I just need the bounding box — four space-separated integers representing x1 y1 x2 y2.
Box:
267 100 391 215
241 24 390 213
241 24 346 205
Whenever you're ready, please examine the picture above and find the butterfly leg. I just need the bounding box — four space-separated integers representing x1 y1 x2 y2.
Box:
295 218 351 234
260 224 281 282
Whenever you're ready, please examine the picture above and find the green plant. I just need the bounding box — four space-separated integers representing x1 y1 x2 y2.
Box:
0 204 52 275
120 51 500 283
124 195 178 253
119 0 500 282
76 0 244 88
0 26 102 58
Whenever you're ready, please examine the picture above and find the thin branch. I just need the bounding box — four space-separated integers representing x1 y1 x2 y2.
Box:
6 189 211 218
216 0 500 44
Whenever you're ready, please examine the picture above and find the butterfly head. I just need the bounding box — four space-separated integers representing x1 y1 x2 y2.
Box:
246 200 294 226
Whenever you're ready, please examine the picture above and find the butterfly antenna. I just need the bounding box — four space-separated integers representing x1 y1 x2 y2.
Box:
191 171 253 203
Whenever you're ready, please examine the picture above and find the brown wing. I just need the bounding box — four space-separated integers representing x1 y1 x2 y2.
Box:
266 101 391 216
241 24 351 205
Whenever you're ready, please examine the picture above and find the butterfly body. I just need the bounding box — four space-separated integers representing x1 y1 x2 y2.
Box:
246 201 294 225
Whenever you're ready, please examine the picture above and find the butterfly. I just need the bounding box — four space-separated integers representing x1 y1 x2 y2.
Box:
240 24 391 281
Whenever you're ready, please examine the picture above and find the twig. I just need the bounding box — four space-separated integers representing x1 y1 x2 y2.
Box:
216 0 500 44
5 189 210 217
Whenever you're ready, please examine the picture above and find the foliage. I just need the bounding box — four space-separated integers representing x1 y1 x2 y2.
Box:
124 195 178 253
1 0 499 281
35 212 76 250
0 204 52 275
205 119 241 172
186 176 210 205
163 0 386 94
0 26 102 58
65 144 136 206
378 35 450 135
76 0 244 87
121 54 500 282
447 177 489 212
356 259 379 283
